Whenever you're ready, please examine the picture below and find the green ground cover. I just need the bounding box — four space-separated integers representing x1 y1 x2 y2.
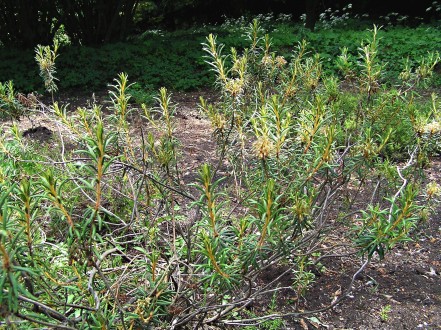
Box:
1 20 440 98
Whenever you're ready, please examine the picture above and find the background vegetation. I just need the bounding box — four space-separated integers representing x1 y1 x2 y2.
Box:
1 14 441 98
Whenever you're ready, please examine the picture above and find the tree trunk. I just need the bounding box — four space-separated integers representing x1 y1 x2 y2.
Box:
305 0 319 31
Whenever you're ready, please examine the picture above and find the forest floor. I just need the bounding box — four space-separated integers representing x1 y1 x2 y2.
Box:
12 90 441 330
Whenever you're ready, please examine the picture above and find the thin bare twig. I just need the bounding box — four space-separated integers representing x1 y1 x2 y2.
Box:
220 258 370 326
387 147 418 223
15 313 77 330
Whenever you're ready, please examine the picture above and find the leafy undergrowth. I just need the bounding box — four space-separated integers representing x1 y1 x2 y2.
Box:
1 17 441 96
1 20 441 329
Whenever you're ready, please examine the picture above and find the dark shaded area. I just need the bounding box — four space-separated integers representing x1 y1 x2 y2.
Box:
0 0 438 48
23 126 53 143
0 0 138 48
0 0 57 48
56 0 138 45
142 0 437 31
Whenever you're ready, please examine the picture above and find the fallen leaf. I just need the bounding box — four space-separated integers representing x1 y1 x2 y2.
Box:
378 267 387 275
299 318 309 330
306 316 329 328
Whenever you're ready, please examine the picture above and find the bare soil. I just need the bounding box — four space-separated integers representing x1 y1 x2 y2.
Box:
11 90 441 330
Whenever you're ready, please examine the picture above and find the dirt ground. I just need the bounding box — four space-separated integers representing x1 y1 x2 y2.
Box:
11 90 441 330
303 213 441 330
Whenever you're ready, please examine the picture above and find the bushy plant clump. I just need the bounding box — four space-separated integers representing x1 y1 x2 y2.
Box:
0 20 440 329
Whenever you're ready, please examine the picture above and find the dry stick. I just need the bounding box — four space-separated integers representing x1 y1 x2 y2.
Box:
16 293 71 324
284 208 339 265
88 271 101 311
220 258 370 326
308 184 343 251
314 250 357 265
370 179 382 205
103 232 142 245
239 204 364 318
88 247 127 330
63 303 97 313
317 186 332 227
171 290 230 326
87 247 124 311
70 178 128 226
101 178 134 201
15 313 77 330
174 263 282 326
212 109 235 180
168 259 201 311
93 264 128 330
192 268 291 324
204 271 289 325
387 147 417 223
245 227 326 279
172 292 252 328
56 123 67 163
17 157 93 166
224 189 256 222
115 161 196 201
124 172 141 226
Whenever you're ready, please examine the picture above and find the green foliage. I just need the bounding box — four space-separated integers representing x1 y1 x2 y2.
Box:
379 304 392 322
2 20 441 94
0 81 24 121
1 18 441 329
35 41 59 97
355 184 421 259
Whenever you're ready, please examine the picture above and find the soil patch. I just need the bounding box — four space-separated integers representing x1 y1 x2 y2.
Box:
22 125 53 143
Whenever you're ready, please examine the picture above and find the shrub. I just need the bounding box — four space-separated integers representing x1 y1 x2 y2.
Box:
0 20 440 329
